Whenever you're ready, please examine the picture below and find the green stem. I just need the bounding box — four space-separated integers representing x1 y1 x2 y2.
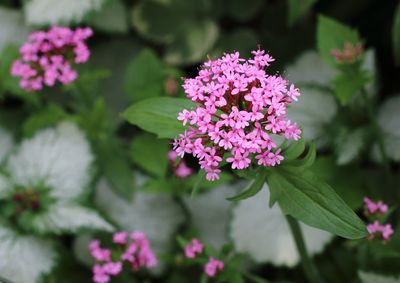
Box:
284 215 326 283
360 88 391 180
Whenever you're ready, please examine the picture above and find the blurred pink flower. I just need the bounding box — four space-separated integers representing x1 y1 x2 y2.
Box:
184 238 204 259
90 231 157 283
363 197 388 215
204 257 224 278
11 26 92 92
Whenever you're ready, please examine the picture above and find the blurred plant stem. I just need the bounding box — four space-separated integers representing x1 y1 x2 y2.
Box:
285 214 327 283
360 88 394 187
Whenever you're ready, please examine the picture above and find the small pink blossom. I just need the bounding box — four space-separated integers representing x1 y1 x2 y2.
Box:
175 162 193 178
204 257 224 278
184 238 204 259
113 231 129 245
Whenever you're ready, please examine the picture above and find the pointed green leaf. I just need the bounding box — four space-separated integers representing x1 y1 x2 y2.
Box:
227 170 266 201
267 168 368 239
122 97 196 139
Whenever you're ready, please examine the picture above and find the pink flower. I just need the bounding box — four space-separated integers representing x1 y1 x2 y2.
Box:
113 231 129 245
184 238 204 259
175 162 193 178
367 220 394 242
89 240 111 262
173 49 301 181
381 224 394 241
204 257 224 278
10 26 92 92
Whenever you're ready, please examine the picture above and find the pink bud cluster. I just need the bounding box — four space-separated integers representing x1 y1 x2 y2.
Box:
183 238 224 278
173 50 301 181
89 231 157 283
168 150 193 178
330 42 363 64
363 197 394 242
11 26 92 92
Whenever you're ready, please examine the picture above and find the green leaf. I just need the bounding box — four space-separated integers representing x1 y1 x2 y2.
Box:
228 0 263 22
211 28 259 58
392 2 400 65
131 0 186 44
96 136 134 200
164 19 219 65
309 157 365 210
122 97 196 139
124 49 165 102
317 15 361 68
332 72 369 105
22 104 68 137
130 133 169 177
87 0 129 34
267 168 368 239
282 138 305 161
191 170 206 198
287 0 317 26
227 170 266 201
284 142 316 170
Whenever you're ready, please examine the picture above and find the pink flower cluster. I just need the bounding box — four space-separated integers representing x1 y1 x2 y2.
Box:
173 49 301 181
183 238 224 278
184 238 204 258
168 150 193 178
363 197 394 242
11 26 92 92
204 257 225 278
367 221 394 241
364 197 388 215
89 231 157 283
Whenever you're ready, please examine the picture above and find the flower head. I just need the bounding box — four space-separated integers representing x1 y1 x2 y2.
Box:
11 26 92 91
173 49 301 181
